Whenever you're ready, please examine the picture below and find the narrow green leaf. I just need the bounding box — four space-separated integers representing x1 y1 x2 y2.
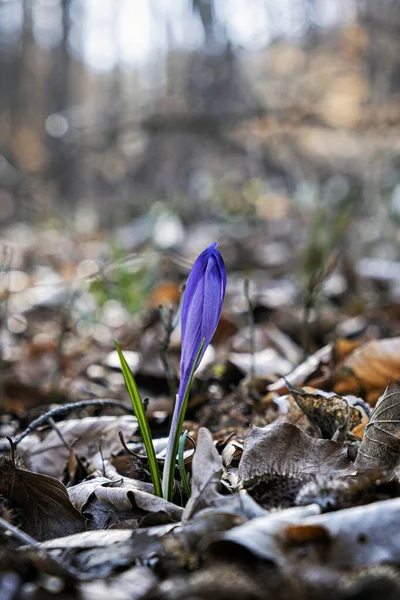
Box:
115 341 162 497
178 431 191 499
163 338 205 501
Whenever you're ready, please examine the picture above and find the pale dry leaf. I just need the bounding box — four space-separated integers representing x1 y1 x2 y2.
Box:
40 529 133 549
206 504 321 565
208 498 400 570
183 427 223 521
40 525 175 550
288 497 400 568
355 386 400 470
69 473 182 528
68 476 118 513
18 415 138 478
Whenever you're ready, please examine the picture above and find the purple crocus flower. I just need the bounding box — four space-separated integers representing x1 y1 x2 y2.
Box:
179 242 226 390
162 242 226 499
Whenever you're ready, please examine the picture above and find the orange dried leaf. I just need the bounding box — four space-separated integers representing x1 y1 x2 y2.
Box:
148 280 181 309
333 337 400 405
334 338 362 362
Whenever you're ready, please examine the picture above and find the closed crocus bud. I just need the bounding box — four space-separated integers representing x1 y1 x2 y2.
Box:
179 242 226 391
162 242 226 499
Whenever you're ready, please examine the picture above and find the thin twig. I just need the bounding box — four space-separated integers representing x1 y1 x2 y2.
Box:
7 399 132 449
118 430 149 461
0 516 39 547
48 417 74 451
244 278 255 379
159 304 178 400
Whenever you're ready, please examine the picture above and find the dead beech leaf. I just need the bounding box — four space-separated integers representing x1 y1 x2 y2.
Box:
355 387 400 470
0 456 85 541
18 415 138 479
208 498 400 571
39 527 168 580
291 497 400 568
333 337 400 405
238 422 355 508
148 280 181 309
239 422 354 483
206 505 321 566
69 472 182 529
285 381 362 440
183 427 223 521
40 529 138 549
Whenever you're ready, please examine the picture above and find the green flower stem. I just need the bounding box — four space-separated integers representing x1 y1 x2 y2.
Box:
162 339 205 501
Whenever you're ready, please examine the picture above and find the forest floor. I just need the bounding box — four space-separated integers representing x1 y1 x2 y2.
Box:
1 211 400 599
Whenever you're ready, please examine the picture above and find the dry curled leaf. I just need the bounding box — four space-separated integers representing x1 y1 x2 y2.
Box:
238 422 355 509
333 337 400 405
69 470 182 529
355 387 400 470
286 381 362 440
18 415 138 479
0 456 85 541
183 427 223 521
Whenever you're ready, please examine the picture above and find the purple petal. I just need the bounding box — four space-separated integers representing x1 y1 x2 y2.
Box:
179 243 226 399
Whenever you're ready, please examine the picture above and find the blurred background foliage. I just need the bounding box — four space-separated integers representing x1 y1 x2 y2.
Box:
1 0 400 251
2 1 400 411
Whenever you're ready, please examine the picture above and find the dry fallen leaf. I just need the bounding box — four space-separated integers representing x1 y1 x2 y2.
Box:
285 382 365 440
0 456 85 541
239 422 354 482
206 504 321 566
238 422 355 509
69 469 182 529
18 415 138 479
355 387 400 470
333 337 400 405
208 498 400 571
183 427 223 521
288 497 400 568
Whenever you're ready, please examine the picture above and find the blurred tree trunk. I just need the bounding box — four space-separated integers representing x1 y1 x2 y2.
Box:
191 0 214 42
46 0 75 208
